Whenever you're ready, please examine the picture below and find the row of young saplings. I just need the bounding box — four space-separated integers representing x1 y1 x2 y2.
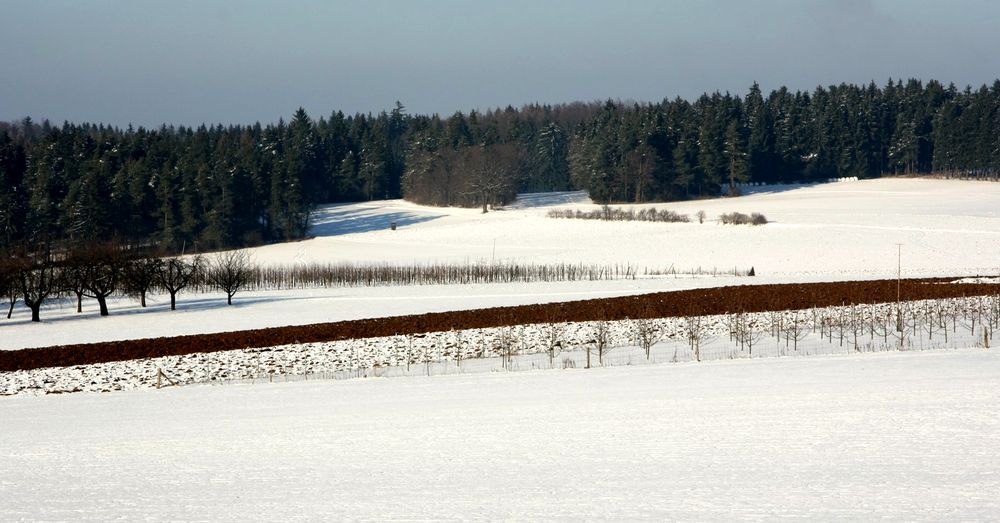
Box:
0 242 684 323
4 295 996 395
546 206 768 225
178 295 1000 389
374 295 1000 374
250 261 653 290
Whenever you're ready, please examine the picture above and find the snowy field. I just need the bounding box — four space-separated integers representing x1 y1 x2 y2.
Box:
3 349 999 520
2 177 999 350
250 177 1000 277
250 179 1000 279
3 178 1000 520
5 297 995 395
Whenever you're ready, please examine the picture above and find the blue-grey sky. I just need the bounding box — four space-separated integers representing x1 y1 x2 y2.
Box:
2 0 998 127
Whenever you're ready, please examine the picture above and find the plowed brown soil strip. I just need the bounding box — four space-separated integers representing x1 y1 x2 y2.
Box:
2 278 998 372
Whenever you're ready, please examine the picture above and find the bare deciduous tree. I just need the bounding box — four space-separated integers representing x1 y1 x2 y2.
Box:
77 242 128 317
540 321 566 368
60 251 89 313
157 255 202 311
464 144 520 213
587 318 613 367
207 250 253 305
17 252 59 323
894 302 914 350
124 254 163 308
847 304 866 352
683 315 710 362
869 304 893 346
495 326 517 370
451 329 464 367
0 256 20 319
781 311 809 353
980 294 999 349
733 312 764 357
632 316 665 360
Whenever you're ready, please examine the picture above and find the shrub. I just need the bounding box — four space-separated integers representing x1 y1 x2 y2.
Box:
719 212 767 225
547 206 689 223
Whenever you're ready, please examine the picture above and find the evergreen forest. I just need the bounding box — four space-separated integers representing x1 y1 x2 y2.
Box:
2 78 999 254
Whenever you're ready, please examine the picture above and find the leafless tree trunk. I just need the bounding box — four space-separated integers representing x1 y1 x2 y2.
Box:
541 321 566 368
870 304 892 346
684 315 710 362
935 299 953 344
60 255 88 313
848 304 865 352
207 250 253 305
592 318 612 365
632 316 665 360
462 144 520 213
18 254 60 323
895 302 913 350
76 242 129 317
404 335 413 372
980 295 999 349
734 312 764 357
1 257 18 319
496 326 517 370
782 311 808 352
124 255 163 308
923 304 937 341
453 330 464 368
157 255 203 310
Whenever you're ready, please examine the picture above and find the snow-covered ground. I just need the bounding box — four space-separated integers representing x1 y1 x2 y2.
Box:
4 178 999 520
251 177 1000 276
5 297 995 396
2 177 998 350
3 348 999 520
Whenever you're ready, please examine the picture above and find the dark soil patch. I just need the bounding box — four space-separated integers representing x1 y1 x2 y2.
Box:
2 278 997 372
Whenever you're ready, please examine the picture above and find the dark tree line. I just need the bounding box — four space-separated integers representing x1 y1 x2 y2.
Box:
2 78 999 255
0 102 590 253
570 79 1000 202
0 106 413 253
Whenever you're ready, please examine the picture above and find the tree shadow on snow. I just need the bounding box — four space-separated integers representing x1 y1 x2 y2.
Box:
308 206 443 237
4 294 325 329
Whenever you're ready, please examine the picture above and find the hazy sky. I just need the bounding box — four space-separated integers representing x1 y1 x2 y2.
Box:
2 0 998 127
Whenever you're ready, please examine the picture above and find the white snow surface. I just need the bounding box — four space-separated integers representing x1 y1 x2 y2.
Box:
3 349 999 520
2 177 999 350
253 178 1000 275
4 178 999 519
5 297 994 396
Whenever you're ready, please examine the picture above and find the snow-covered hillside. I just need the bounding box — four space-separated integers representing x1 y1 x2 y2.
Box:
2 178 998 350
3 179 999 520
251 177 1000 276
3 349 998 520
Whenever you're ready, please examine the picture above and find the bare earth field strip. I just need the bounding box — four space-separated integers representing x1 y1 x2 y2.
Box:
2 277 998 372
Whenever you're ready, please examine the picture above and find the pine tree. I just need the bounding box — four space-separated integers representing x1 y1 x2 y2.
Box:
724 120 749 194
532 122 570 191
